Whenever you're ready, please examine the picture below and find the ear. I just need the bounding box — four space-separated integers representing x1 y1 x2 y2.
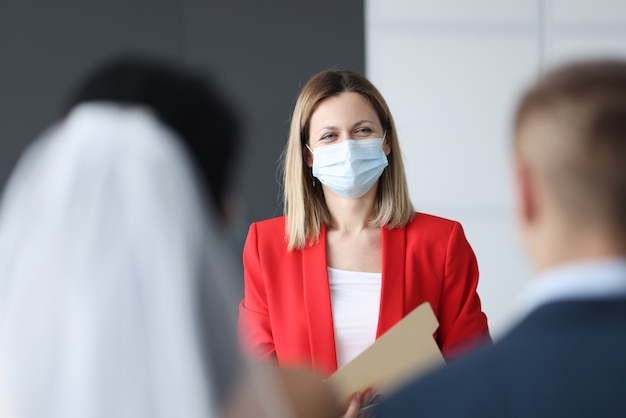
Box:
383 135 391 156
515 157 535 225
304 144 313 168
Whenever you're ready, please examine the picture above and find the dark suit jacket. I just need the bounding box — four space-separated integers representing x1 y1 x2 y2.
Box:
377 297 626 418
238 213 490 376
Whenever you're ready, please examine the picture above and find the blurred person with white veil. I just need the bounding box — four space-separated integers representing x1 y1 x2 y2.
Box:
0 56 341 418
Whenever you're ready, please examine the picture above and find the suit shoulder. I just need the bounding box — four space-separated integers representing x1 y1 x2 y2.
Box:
250 216 286 232
404 212 463 235
246 216 288 248
378 343 507 417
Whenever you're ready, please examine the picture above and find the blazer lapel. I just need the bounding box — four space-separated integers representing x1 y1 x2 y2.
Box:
302 224 338 375
377 225 406 337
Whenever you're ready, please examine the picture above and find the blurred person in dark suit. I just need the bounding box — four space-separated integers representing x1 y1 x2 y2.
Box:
372 59 626 418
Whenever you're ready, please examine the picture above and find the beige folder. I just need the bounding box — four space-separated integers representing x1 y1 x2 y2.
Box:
328 302 445 402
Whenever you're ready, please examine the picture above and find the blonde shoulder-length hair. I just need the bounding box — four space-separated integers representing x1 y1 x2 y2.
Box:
282 69 415 250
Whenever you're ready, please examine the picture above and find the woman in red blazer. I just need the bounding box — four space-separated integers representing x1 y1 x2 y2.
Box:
239 70 490 383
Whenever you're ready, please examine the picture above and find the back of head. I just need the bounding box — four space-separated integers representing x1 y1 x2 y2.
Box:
514 60 626 238
64 54 240 220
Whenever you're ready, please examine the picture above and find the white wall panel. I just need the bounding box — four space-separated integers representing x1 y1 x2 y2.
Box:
461 214 531 338
552 0 626 24
374 34 537 212
548 37 626 67
371 0 538 24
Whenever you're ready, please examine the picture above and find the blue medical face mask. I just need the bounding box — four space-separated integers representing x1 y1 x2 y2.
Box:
306 137 389 199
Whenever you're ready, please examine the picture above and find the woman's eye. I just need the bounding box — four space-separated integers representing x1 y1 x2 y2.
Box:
320 133 335 140
355 127 372 134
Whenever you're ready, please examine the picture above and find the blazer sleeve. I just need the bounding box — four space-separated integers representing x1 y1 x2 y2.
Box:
437 222 491 358
238 222 276 360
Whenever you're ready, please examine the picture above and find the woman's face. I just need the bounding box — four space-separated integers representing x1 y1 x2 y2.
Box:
306 92 390 166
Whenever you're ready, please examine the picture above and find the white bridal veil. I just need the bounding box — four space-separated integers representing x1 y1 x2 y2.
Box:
0 103 244 418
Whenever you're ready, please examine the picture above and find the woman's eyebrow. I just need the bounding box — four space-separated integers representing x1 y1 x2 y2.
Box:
351 119 375 128
316 120 375 133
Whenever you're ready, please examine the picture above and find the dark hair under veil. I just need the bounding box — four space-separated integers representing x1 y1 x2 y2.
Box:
64 54 241 222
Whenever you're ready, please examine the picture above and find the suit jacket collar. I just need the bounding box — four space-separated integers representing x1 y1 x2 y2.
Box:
378 225 407 336
302 223 336 374
301 224 407 375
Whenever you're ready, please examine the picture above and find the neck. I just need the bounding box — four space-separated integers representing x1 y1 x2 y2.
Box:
323 185 377 234
531 224 626 273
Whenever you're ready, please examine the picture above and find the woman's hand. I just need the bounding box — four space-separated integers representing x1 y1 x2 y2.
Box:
342 389 379 418
343 391 361 418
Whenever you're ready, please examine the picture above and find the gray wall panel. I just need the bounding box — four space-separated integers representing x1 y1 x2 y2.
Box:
0 1 365 256
0 0 181 188
183 0 365 229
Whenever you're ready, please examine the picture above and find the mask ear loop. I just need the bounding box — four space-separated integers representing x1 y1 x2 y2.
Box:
382 130 390 155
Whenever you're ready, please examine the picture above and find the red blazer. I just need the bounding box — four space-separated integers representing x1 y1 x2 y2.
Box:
238 213 490 377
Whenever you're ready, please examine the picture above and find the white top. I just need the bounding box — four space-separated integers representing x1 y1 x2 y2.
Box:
516 257 626 322
328 267 382 368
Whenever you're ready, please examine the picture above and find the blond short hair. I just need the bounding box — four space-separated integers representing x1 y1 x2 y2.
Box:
514 60 626 231
282 69 415 250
